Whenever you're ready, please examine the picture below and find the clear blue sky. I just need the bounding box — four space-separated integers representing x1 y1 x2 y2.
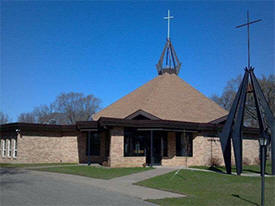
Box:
1 1 274 122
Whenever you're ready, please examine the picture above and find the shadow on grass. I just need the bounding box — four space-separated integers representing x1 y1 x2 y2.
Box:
232 194 259 206
243 169 260 174
207 166 270 175
242 169 270 175
208 166 225 174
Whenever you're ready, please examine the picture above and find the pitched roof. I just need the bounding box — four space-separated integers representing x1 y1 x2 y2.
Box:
93 73 227 123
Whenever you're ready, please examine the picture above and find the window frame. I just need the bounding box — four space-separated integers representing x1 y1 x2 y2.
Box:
176 132 193 157
1 139 6 157
124 129 146 157
7 139 11 158
12 138 17 158
86 132 101 156
161 135 168 157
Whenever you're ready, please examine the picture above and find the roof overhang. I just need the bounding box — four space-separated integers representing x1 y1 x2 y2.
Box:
0 123 78 137
0 117 260 139
76 121 98 132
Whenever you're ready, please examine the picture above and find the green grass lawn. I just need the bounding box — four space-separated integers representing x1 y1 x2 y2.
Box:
137 169 275 206
191 161 272 175
33 166 153 179
0 163 77 168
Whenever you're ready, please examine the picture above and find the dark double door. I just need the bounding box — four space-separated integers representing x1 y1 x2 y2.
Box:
145 131 165 166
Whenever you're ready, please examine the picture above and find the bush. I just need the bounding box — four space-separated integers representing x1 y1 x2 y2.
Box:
208 157 222 167
254 157 260 165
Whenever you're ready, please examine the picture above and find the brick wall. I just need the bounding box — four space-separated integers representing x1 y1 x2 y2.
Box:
0 129 259 167
162 134 259 167
0 133 79 163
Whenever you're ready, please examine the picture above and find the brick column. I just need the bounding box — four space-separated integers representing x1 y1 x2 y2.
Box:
109 127 124 167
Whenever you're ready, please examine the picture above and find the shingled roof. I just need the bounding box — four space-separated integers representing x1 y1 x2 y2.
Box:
93 73 227 123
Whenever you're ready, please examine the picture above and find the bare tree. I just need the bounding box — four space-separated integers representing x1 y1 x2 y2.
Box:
52 92 101 124
17 92 101 124
18 112 36 123
33 105 55 124
0 112 10 124
211 75 242 111
211 74 275 127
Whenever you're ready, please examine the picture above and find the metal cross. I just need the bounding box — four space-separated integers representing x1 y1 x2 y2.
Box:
164 10 174 40
236 10 262 68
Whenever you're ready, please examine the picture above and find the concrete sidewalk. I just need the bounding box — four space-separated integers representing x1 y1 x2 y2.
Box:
31 166 185 200
108 167 185 200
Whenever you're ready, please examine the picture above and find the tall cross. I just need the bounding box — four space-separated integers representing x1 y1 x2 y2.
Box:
236 11 262 68
164 10 174 40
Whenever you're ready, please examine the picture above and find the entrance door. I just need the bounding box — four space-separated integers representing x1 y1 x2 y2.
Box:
152 135 162 165
145 131 162 166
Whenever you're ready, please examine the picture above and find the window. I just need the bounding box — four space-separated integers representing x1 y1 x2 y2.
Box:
1 139 5 157
86 133 101 156
176 132 193 157
12 139 17 158
162 136 168 157
124 130 146 157
7 139 11 158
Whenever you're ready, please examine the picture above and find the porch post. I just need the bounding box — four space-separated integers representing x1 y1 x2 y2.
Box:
161 136 164 157
150 130 153 166
88 131 91 165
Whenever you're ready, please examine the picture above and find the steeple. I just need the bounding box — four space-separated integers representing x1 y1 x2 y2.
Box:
156 10 181 75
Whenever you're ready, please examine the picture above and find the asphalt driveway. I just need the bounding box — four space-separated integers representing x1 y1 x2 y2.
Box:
0 168 156 206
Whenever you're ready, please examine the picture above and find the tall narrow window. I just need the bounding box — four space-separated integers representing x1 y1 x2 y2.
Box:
176 132 193 157
86 133 101 156
7 139 11 158
12 139 17 158
1 139 5 157
162 136 168 157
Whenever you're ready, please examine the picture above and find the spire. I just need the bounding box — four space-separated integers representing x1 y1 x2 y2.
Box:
156 10 182 75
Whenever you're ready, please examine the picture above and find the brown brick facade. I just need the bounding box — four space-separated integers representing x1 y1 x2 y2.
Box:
0 128 259 167
162 135 259 167
0 133 79 163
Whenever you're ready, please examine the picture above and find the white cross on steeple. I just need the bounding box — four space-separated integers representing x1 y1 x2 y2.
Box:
164 10 174 40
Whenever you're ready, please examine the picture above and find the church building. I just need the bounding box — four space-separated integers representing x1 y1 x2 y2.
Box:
0 12 259 167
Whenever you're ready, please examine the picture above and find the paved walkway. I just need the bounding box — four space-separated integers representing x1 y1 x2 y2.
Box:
30 166 185 200
108 167 185 200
